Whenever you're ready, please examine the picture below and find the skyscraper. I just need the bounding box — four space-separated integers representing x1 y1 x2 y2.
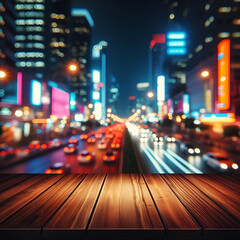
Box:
70 9 94 105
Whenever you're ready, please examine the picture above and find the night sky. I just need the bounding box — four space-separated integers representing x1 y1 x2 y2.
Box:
72 0 168 117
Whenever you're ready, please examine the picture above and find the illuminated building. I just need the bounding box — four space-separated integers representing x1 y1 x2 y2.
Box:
186 0 240 118
14 0 46 78
0 0 16 66
107 75 120 114
70 9 94 105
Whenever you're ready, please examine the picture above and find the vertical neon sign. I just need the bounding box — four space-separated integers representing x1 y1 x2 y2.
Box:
217 39 230 110
17 72 22 106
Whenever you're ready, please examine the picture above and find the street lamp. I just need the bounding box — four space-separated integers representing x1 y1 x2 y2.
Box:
68 64 78 72
201 70 209 78
88 103 93 109
141 105 147 110
0 70 6 79
107 108 112 113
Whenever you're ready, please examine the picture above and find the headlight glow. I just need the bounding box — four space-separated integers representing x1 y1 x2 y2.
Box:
220 163 228 169
194 148 200 154
232 163 239 169
188 148 194 154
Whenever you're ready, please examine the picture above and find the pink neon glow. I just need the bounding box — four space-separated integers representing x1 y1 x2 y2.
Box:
17 72 22 106
52 88 70 118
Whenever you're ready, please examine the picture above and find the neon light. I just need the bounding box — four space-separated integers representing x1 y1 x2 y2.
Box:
157 76 165 102
183 94 189 114
200 113 235 123
70 92 76 111
167 48 186 55
92 91 100 100
48 81 58 88
52 88 69 118
94 102 102 120
71 9 94 27
167 32 186 39
31 80 42 106
217 39 230 110
167 41 186 47
92 70 100 83
150 34 165 48
17 72 22 106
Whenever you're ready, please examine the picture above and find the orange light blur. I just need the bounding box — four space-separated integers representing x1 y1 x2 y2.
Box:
110 156 116 161
85 155 92 160
45 169 52 174
41 144 47 149
103 155 108 160
56 169 64 174
217 39 230 110
0 70 6 79
35 144 40 149
69 64 77 72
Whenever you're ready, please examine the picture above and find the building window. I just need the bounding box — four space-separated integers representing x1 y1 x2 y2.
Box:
205 4 210 11
205 16 214 27
232 32 240 38
233 19 240 25
205 36 213 43
218 32 230 38
195 44 203 53
218 7 231 13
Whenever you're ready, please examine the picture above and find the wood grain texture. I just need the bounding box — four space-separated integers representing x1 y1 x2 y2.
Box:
89 174 164 230
0 174 32 193
0 174 85 230
143 174 200 231
184 174 240 221
0 174 63 224
162 174 240 230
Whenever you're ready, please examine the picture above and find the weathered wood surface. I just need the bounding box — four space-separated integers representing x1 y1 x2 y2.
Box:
0 173 239 240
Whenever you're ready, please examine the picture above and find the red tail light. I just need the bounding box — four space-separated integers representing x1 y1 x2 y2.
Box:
111 144 115 148
0 151 7 157
41 144 47 149
57 141 61 145
56 169 63 174
45 169 52 174
16 149 21 154
70 147 75 152
73 139 77 143
35 144 40 149
110 156 116 161
64 147 68 152
69 139 73 143
116 143 120 148
29 144 34 149
103 155 108 160
86 155 92 160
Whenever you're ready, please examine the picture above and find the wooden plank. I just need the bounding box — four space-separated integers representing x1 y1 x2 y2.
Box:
0 174 63 224
0 174 32 193
162 174 240 237
143 174 200 236
0 174 85 239
88 174 164 239
207 174 240 194
184 174 240 220
43 174 105 239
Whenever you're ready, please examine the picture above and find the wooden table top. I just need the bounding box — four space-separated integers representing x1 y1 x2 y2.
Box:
0 173 239 240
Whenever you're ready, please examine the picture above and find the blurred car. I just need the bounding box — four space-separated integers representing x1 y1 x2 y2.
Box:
29 140 41 149
202 153 239 171
95 133 103 139
45 162 71 174
77 150 95 164
152 136 164 146
49 139 61 148
98 141 108 150
180 142 201 155
63 144 78 154
69 137 78 144
0 144 15 159
111 142 121 150
103 151 117 163
87 136 96 144
80 134 89 140
164 135 176 143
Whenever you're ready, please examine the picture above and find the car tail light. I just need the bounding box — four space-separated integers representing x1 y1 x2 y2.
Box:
41 144 47 149
57 141 61 145
87 139 91 142
92 138 96 142
56 169 64 174
29 144 34 149
86 155 92 160
103 144 107 148
116 143 120 148
74 139 77 143
69 139 73 143
111 144 115 148
24 148 30 154
64 147 68 152
35 144 40 149
0 151 7 157
103 155 108 160
110 156 116 161
16 148 21 154
70 147 75 152
48 142 53 147
45 169 52 174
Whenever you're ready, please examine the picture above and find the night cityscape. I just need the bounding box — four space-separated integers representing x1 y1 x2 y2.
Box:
0 0 240 239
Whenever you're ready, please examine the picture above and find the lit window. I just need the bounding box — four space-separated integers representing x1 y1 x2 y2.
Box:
232 32 240 38
218 32 230 38
233 19 240 25
204 16 214 27
218 7 231 13
15 35 26 41
205 4 210 11
232 44 240 49
205 37 213 43
195 44 203 53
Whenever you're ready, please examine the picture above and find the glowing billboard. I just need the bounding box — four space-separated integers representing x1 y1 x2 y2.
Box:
217 39 230 110
31 80 42 106
17 72 22 106
157 76 165 102
52 88 70 118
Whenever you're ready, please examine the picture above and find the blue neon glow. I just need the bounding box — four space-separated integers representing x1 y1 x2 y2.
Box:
48 81 58 88
71 9 94 27
31 80 42 106
167 41 186 47
167 32 186 39
218 53 224 60
167 48 186 55
70 92 76 111
201 113 231 118
183 94 190 115
92 91 100 101
191 111 200 118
